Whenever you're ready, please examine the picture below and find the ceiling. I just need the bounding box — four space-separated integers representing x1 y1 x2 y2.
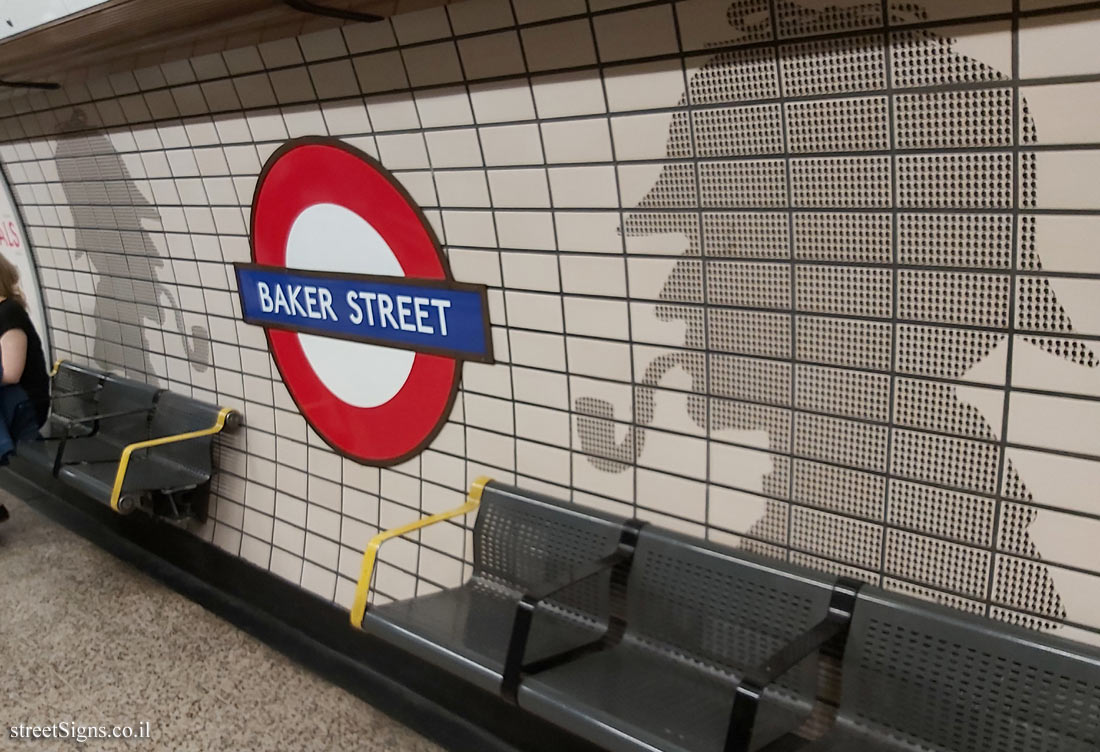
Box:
0 1 112 42
0 0 455 91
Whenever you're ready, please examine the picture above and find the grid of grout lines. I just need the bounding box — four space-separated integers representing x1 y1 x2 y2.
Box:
3 0 1100 641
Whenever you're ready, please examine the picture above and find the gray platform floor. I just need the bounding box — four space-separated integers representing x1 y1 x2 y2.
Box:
0 488 440 751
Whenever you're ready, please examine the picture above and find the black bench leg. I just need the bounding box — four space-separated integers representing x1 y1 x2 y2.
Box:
501 595 537 704
725 679 764 752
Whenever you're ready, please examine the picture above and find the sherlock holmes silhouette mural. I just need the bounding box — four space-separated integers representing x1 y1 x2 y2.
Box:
575 1 1096 626
55 109 209 378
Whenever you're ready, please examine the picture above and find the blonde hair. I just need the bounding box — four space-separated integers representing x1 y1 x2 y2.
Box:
0 252 27 308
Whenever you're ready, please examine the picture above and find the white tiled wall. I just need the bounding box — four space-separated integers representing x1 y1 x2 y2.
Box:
3 0 1100 643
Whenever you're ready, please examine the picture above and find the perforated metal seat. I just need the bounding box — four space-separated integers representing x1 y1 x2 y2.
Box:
48 361 108 428
800 587 1100 752
55 375 160 466
17 438 60 472
366 579 609 695
57 386 230 519
361 482 632 696
58 437 132 465
131 391 226 479
59 456 207 504
22 361 108 472
523 643 803 752
519 526 839 752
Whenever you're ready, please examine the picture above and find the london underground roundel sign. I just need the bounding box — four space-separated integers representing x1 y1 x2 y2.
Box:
236 138 493 465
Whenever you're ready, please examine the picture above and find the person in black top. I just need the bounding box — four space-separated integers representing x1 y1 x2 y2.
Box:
0 252 49 476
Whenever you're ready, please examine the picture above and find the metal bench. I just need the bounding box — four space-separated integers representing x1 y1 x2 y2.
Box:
15 361 239 521
58 389 238 519
518 525 860 752
350 479 1100 751
351 479 862 752
788 586 1100 752
350 478 645 698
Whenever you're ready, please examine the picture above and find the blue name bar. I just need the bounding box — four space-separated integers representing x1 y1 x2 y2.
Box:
236 265 493 362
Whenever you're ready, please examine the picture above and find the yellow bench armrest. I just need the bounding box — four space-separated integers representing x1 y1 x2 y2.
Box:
109 407 237 513
350 476 492 629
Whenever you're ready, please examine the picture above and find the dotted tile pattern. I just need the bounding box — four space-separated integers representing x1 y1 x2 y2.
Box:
1 0 1100 642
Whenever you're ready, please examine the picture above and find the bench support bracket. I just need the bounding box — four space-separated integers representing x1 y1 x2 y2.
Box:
724 576 862 752
500 518 646 705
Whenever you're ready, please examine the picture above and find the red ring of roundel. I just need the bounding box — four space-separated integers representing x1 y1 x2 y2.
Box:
250 139 458 465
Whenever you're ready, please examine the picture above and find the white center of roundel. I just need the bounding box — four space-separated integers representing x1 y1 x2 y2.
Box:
285 202 414 408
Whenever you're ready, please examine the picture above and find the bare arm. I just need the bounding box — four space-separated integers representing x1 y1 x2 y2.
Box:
0 328 28 385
